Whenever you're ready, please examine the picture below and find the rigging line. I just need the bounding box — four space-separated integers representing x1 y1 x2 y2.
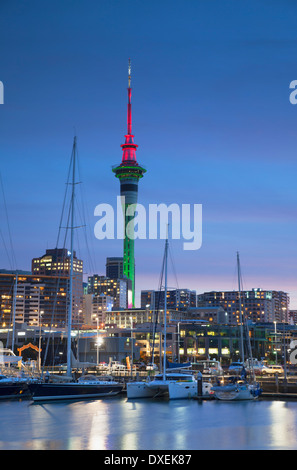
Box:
75 148 97 274
0 228 13 270
232 261 238 291
42 218 70 372
0 172 17 270
168 243 179 290
56 152 73 248
151 246 166 364
72 191 93 275
42 173 74 372
78 189 96 275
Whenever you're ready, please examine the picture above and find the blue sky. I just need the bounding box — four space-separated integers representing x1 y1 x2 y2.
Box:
1 0 297 307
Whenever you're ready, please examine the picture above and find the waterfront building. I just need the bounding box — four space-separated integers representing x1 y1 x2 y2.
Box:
186 306 227 324
141 288 197 311
0 272 69 328
112 60 146 308
76 334 140 366
87 275 130 310
104 322 176 364
176 321 296 363
105 307 189 329
32 248 84 325
197 288 289 325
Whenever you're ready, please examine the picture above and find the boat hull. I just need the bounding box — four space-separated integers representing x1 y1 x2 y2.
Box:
127 378 213 400
213 384 260 401
168 381 214 400
126 382 156 399
0 382 30 400
28 382 123 402
168 381 197 399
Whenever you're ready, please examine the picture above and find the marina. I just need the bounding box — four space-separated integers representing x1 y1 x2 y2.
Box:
1 0 297 453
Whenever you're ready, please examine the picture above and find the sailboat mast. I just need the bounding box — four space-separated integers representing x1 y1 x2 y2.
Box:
163 233 169 379
237 252 244 363
67 136 76 378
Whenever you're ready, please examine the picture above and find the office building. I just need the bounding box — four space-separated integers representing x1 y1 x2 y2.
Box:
141 288 197 311
0 272 69 328
87 275 130 310
32 248 84 325
106 257 123 279
83 293 113 327
197 288 290 325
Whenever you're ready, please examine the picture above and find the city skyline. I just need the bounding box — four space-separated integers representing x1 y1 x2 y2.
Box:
1 1 297 309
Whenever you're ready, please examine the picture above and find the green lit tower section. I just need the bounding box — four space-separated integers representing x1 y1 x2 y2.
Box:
112 60 146 308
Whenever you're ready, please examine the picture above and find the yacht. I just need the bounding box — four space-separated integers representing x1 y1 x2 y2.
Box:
211 377 262 401
29 375 123 402
0 374 31 400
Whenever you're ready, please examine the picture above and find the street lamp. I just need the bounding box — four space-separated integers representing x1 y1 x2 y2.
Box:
273 321 277 365
38 310 44 373
95 317 104 365
95 337 103 366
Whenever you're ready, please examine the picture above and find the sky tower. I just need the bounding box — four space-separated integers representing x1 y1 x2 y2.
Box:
112 60 146 308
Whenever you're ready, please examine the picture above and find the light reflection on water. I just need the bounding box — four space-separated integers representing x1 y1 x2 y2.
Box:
0 397 297 450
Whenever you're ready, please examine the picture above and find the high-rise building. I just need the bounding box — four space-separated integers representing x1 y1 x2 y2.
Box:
197 288 290 324
141 289 197 311
31 248 84 325
87 275 129 310
112 60 146 308
0 272 69 328
83 293 113 327
106 257 123 279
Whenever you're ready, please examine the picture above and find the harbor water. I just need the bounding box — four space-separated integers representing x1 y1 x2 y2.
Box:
0 397 297 450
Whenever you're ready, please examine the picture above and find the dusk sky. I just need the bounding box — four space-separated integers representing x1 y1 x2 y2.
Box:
1 0 297 308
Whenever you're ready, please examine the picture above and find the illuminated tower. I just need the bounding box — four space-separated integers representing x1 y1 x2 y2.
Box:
112 60 146 308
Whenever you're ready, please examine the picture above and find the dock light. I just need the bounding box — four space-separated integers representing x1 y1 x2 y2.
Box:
95 337 103 348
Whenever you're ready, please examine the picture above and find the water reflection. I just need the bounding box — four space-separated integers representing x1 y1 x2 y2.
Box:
1 398 297 450
268 401 297 449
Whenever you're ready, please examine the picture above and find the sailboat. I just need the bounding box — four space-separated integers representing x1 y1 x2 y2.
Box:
126 232 212 400
211 253 262 401
28 137 123 402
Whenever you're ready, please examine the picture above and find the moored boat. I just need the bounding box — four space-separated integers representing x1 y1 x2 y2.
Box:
0 374 31 400
211 378 262 401
28 376 123 402
127 372 213 400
